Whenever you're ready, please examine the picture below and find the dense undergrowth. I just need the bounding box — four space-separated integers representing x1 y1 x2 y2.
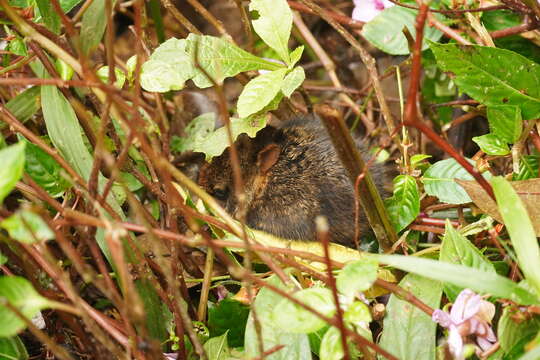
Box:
0 0 539 359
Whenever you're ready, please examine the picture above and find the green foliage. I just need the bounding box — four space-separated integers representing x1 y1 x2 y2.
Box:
514 155 539 180
203 331 231 360
336 258 378 298
238 68 288 118
0 276 52 337
208 298 250 348
487 105 522 143
422 158 492 204
498 307 540 357
4 87 41 126
472 134 510 156
362 7 443 55
0 336 28 360
384 175 420 232
319 327 343 360
1 210 55 243
430 43 540 120
379 274 442 360
0 142 25 205
80 0 115 55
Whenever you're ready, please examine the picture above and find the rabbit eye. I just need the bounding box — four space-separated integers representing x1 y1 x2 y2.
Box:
212 187 229 201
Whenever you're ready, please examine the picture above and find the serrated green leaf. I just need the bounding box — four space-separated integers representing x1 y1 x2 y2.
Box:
374 254 538 305
487 106 522 143
472 133 510 156
24 140 71 197
379 274 442 360
203 331 230 360
514 155 539 180
319 327 343 360
281 66 305 98
362 7 442 55
238 68 287 118
249 0 292 64
440 221 495 301
0 142 25 205
0 336 29 360
272 287 335 334
430 43 540 120
80 0 116 55
498 306 540 355
1 210 55 243
245 275 311 360
0 276 52 337
336 258 378 298
384 175 420 232
492 176 540 298
422 158 492 204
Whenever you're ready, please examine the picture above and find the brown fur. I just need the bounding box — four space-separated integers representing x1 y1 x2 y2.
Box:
198 116 388 247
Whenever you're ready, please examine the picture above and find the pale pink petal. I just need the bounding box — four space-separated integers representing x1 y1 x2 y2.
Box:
351 0 394 22
450 289 481 323
432 309 453 327
448 326 465 360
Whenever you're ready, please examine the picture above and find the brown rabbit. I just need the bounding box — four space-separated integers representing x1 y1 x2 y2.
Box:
198 115 388 247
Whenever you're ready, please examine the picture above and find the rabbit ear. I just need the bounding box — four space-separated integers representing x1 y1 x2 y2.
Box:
257 143 280 174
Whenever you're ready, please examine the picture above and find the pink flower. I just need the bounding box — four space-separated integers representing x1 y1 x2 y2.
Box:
432 289 497 359
351 0 394 22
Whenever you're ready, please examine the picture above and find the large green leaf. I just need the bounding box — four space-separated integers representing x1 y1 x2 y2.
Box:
0 142 25 205
384 175 420 232
208 298 249 347
374 254 538 305
1 210 55 243
440 221 495 301
487 105 522 143
35 0 60 34
249 0 292 64
0 276 52 337
362 7 442 55
472 134 510 156
336 258 378 298
492 177 540 298
498 307 540 355
379 274 442 360
244 275 312 360
80 0 116 55
281 66 305 97
203 332 231 360
422 158 491 204
237 68 287 118
430 43 540 120
0 336 28 360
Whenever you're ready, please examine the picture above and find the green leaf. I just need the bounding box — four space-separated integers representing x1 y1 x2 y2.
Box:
4 87 41 126
141 35 281 92
80 0 116 55
7 37 27 56
422 158 492 204
249 0 292 64
237 68 287 118
208 298 249 348
0 336 29 360
336 258 378 298
0 276 52 337
384 175 420 232
374 254 538 305
281 66 305 98
498 306 540 355
96 66 126 89
343 301 371 325
55 58 74 81
472 134 510 156
410 154 432 168
0 251 6 266
1 210 55 243
203 331 230 360
379 274 442 360
492 176 540 298
487 106 522 143
272 287 335 334
245 275 311 360
362 7 442 55
24 140 71 197
430 43 540 120
35 0 60 34
289 46 304 67
440 221 495 301
319 327 343 360
514 155 539 180
0 142 26 205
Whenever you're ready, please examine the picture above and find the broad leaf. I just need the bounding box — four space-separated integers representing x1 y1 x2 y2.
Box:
35 0 60 34
237 68 287 118
0 276 52 337
430 43 540 120
422 158 491 204
319 327 343 360
0 142 25 205
80 0 116 54
472 134 510 156
24 140 71 197
384 175 420 232
362 7 442 55
249 0 292 64
457 179 540 236
336 258 378 298
498 306 540 355
245 275 311 360
440 221 495 301
272 288 335 334
0 336 28 360
3 86 41 126
492 177 540 298
374 254 538 305
379 274 442 360
281 66 305 97
487 106 522 143
208 298 249 347
203 332 230 360
1 210 55 243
